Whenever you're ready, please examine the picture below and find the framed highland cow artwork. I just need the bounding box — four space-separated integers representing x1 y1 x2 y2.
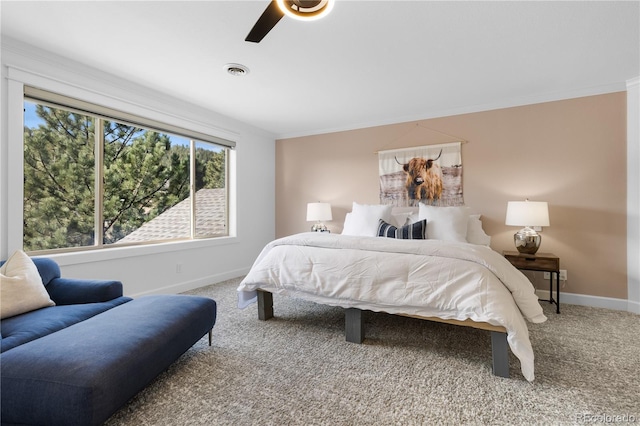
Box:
379 142 463 207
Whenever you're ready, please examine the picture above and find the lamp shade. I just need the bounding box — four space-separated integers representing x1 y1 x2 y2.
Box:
306 202 332 222
505 201 550 227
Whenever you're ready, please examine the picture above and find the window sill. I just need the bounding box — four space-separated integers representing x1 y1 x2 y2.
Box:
41 236 239 267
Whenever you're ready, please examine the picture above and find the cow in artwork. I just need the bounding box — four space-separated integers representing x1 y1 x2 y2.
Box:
396 150 443 204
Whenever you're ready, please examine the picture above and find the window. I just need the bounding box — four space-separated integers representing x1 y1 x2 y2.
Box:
23 88 233 253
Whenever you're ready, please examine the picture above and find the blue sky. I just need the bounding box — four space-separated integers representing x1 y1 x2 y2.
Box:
24 102 43 128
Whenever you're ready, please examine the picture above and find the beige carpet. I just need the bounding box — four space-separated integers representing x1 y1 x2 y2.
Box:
105 277 640 425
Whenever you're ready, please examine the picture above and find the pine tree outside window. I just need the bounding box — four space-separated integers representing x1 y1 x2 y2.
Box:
23 88 232 253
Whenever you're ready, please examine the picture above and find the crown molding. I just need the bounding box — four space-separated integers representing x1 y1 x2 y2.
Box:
276 82 628 140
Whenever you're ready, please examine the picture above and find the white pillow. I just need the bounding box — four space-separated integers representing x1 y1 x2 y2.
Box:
342 212 355 234
342 202 393 236
406 212 420 226
418 204 470 242
0 250 55 319
466 214 492 246
390 207 418 228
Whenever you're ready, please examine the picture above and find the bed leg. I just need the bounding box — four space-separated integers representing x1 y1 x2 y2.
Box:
345 308 364 343
491 331 509 378
257 290 273 320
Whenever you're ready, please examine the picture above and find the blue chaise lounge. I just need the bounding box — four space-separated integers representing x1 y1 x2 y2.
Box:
1 254 217 426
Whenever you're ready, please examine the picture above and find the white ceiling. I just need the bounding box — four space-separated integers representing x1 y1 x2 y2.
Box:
2 1 639 139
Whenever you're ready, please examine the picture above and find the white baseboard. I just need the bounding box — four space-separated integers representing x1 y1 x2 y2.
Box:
535 289 635 312
129 267 249 298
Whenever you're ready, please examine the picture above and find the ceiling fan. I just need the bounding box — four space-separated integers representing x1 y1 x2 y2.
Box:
245 0 335 43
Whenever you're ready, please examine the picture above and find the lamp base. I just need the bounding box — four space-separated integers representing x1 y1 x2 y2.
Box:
514 227 541 254
311 222 328 232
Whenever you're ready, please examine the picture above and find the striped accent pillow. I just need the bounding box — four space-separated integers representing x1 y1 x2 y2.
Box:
377 219 427 240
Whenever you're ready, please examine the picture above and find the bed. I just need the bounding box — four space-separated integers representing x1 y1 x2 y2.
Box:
237 203 547 381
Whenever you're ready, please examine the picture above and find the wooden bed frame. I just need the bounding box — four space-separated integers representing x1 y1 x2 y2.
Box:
256 290 510 378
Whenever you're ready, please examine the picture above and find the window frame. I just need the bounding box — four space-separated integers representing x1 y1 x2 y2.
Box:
4 68 238 260
24 86 236 149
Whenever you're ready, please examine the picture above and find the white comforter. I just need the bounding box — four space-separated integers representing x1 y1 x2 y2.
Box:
237 232 547 381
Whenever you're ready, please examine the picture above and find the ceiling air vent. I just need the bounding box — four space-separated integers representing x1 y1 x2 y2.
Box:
224 63 250 77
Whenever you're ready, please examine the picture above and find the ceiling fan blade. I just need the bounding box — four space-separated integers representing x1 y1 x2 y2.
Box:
245 1 285 43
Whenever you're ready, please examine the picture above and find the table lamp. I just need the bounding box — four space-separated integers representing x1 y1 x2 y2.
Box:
505 200 550 254
306 202 332 232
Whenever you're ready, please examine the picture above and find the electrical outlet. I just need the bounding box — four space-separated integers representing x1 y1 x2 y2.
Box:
176 263 183 274
544 270 567 281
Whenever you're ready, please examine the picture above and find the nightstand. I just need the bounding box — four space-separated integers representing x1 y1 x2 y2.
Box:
503 251 560 314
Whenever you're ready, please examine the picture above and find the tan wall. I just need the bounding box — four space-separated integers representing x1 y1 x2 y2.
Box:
275 93 627 299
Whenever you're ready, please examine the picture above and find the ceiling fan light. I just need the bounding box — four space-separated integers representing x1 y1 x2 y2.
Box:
275 0 335 21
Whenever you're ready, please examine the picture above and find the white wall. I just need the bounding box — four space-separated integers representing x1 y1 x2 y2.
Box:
0 37 275 296
628 77 640 314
